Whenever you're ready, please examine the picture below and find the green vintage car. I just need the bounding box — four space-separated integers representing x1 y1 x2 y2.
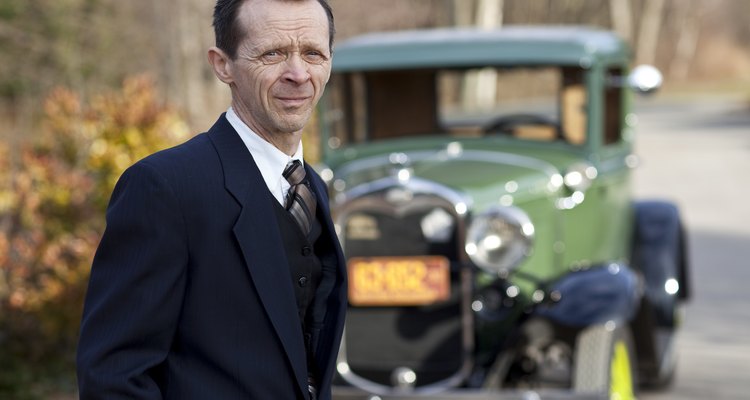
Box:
318 27 689 400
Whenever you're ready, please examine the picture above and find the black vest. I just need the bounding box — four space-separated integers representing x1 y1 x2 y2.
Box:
271 195 323 333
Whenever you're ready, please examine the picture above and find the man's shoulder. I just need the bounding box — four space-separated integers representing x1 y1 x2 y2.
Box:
128 132 219 184
138 114 232 168
146 129 217 163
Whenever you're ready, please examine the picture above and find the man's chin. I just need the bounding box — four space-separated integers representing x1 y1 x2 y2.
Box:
274 119 308 135
273 113 312 134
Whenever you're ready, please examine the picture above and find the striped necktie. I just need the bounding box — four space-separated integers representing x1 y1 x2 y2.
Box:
283 160 317 235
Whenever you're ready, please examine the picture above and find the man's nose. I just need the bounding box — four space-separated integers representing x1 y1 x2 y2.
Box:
281 53 311 84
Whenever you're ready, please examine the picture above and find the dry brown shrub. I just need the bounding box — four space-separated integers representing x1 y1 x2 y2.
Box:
0 75 188 398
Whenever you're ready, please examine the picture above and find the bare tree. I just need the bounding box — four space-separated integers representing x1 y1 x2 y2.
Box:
477 0 504 106
477 0 505 29
457 0 504 109
669 0 703 81
609 0 633 44
453 0 476 26
635 0 666 65
151 0 228 130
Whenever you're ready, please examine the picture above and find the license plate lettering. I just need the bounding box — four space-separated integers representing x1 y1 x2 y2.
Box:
348 256 450 306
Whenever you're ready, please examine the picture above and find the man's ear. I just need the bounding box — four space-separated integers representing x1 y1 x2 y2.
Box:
208 46 233 84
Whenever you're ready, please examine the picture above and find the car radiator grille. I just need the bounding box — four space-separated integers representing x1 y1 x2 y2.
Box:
342 208 464 387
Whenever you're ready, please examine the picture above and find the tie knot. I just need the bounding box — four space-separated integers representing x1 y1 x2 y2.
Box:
283 160 305 186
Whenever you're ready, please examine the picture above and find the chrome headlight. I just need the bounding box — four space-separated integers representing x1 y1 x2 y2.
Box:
465 206 534 276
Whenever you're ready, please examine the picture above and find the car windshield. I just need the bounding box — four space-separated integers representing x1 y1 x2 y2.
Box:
324 66 588 148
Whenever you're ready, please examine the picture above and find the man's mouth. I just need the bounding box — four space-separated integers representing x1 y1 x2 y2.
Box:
276 96 311 108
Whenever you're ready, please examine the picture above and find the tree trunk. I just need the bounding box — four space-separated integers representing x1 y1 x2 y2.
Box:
669 0 702 81
476 0 504 29
154 0 228 131
453 0 475 26
609 0 633 44
460 0 504 110
635 0 666 65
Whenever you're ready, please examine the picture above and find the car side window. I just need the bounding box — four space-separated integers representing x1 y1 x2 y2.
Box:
560 67 587 145
604 67 624 145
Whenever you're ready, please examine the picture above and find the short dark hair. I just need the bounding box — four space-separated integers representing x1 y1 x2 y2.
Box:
213 0 335 59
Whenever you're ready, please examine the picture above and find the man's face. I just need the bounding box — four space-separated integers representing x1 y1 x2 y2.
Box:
227 0 331 137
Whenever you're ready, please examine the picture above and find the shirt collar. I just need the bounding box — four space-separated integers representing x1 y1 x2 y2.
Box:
225 107 303 197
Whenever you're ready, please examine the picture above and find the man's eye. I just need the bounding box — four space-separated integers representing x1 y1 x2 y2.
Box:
261 51 286 63
302 51 327 64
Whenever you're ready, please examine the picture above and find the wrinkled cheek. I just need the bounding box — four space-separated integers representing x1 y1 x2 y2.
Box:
311 82 327 103
257 84 270 107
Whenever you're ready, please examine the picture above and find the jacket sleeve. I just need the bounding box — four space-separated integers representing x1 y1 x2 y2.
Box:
77 160 188 399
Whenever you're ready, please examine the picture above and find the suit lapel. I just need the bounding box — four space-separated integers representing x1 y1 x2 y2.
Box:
305 164 348 391
207 115 308 397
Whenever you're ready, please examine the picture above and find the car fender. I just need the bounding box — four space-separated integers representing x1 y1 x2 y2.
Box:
631 200 690 328
534 264 640 327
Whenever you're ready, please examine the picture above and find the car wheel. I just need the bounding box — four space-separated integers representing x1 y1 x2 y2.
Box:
573 322 637 400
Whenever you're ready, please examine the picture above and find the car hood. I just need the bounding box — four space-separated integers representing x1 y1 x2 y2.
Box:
331 146 566 208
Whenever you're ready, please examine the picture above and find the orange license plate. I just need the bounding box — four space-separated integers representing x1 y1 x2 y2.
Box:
348 256 450 306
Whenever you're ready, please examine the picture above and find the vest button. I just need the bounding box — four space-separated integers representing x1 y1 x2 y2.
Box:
301 246 312 256
298 276 308 287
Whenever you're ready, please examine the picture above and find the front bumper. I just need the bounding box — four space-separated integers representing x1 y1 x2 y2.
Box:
333 387 607 400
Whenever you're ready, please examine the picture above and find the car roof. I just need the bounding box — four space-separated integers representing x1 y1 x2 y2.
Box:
332 26 630 72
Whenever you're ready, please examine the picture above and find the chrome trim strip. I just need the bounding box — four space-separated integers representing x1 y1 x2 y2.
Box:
337 176 472 213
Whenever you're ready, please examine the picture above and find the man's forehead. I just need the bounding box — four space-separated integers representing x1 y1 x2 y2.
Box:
238 0 326 25
240 2 326 33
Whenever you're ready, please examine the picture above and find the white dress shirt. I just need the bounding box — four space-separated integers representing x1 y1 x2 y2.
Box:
225 107 304 206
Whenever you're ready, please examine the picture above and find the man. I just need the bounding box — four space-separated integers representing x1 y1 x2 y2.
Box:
76 0 346 399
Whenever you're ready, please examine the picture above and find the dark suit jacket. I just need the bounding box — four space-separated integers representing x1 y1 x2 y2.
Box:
77 115 347 399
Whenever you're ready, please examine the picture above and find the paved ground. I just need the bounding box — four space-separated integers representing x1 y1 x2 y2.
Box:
633 94 750 400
